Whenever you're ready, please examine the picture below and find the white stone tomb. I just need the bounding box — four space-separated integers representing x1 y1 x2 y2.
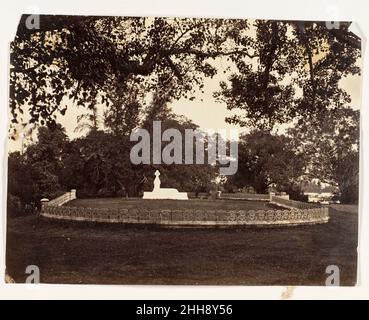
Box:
143 170 188 200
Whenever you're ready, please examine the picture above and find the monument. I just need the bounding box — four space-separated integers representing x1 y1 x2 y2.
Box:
143 170 188 200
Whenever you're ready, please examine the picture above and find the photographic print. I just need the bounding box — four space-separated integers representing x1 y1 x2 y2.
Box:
6 14 361 286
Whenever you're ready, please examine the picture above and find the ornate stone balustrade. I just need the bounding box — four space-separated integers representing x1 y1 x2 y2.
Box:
41 190 76 207
40 190 329 227
41 204 329 227
270 195 320 210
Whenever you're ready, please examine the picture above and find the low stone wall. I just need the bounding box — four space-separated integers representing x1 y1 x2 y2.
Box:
41 204 329 227
40 190 329 227
270 195 320 210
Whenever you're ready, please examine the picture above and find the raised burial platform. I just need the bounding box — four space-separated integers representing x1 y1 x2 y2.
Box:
142 170 188 200
143 188 188 200
39 172 329 228
40 194 330 228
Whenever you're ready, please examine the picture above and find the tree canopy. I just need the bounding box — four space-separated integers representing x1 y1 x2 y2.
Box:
226 131 305 194
8 16 361 213
10 16 360 130
288 107 359 203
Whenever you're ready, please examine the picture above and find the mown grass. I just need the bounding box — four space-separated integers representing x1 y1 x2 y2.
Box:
6 201 358 286
66 198 280 211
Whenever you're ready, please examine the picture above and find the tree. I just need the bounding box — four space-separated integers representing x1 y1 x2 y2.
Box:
75 104 101 134
227 131 305 194
215 20 361 130
288 107 359 203
7 125 69 215
103 79 143 137
7 151 38 212
9 16 361 203
23 124 69 200
10 15 250 128
11 16 359 131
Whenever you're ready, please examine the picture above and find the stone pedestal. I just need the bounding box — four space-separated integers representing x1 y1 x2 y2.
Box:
143 188 188 200
40 198 50 209
269 192 275 201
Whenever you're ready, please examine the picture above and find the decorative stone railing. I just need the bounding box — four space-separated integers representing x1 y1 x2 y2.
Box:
41 204 329 227
40 190 329 227
270 195 320 210
41 190 76 207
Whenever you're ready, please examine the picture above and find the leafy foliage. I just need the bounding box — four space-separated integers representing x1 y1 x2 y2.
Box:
7 125 68 215
215 21 361 130
288 108 359 203
10 15 252 128
226 131 305 194
8 16 361 209
11 16 360 131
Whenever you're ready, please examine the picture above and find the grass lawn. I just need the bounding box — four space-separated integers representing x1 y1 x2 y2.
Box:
6 202 358 286
66 198 281 211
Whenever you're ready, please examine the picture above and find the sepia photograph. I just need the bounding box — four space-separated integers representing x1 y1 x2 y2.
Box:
5 13 361 287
